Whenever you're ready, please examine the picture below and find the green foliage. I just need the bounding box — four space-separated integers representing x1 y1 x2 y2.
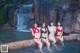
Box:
0 0 28 26
0 9 5 25
0 0 14 26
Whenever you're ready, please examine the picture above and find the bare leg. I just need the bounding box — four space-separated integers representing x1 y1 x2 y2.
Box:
34 39 43 53
52 41 58 50
58 37 65 47
38 41 44 53
46 41 51 51
49 33 59 50
60 41 65 47
38 45 42 52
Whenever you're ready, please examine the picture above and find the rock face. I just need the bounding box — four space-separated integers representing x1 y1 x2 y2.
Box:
4 0 80 33
63 12 73 33
33 0 80 33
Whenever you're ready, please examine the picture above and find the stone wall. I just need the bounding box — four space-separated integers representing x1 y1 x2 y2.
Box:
4 0 80 33
33 0 80 33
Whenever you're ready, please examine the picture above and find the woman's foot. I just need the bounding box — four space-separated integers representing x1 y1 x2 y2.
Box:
40 49 44 53
52 43 59 50
47 47 51 52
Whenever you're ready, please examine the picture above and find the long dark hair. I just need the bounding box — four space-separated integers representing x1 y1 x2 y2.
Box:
31 22 38 29
41 22 47 28
49 21 55 26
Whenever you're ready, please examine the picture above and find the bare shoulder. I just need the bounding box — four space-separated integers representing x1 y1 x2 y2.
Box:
61 26 63 29
54 26 56 28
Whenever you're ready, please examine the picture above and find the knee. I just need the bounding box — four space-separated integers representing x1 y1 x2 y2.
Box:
60 40 64 43
39 42 43 46
46 42 50 46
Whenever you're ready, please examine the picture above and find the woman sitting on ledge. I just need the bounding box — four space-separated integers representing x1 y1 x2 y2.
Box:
41 23 50 51
30 23 43 53
48 22 58 49
56 22 64 47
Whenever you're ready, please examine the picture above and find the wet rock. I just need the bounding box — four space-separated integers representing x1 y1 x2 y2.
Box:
8 39 36 50
63 36 77 41
63 12 73 33
49 8 57 24
74 13 80 31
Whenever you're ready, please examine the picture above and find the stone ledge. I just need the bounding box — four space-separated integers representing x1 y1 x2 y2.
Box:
0 36 80 52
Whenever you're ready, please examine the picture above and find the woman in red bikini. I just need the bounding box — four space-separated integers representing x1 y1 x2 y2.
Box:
56 22 64 47
30 23 43 53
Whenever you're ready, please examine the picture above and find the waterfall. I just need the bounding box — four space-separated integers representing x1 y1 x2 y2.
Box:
17 4 33 32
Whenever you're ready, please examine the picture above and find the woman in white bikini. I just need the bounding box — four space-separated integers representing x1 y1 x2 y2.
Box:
30 23 43 52
48 22 58 49
41 23 50 51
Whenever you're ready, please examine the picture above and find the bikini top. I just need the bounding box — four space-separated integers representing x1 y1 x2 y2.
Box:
41 28 47 33
49 26 56 32
57 28 63 32
33 27 40 34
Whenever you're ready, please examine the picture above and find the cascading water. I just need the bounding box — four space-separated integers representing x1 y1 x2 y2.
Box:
17 4 33 32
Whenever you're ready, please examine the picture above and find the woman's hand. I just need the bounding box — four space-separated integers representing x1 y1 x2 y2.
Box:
48 25 49 28
30 28 33 31
30 28 34 36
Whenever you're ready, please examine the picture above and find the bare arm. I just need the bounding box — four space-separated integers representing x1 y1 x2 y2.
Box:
46 28 48 36
53 26 57 33
30 28 34 36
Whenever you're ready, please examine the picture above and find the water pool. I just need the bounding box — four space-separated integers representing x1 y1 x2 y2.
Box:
9 41 80 53
0 30 32 43
0 30 80 53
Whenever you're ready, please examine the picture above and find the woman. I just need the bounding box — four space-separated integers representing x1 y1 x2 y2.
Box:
41 23 50 51
30 23 43 52
48 22 58 49
56 22 64 47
